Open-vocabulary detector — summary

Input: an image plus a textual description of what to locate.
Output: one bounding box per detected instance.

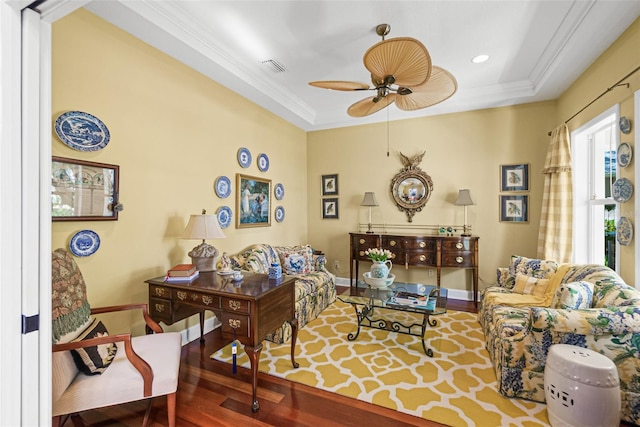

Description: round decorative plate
[216,206,232,229]
[618,142,633,168]
[237,147,252,168]
[617,217,633,246]
[257,153,270,172]
[274,183,285,200]
[54,111,110,151]
[214,176,231,198]
[275,206,285,223]
[612,178,633,202]
[69,230,100,257]
[619,116,632,134]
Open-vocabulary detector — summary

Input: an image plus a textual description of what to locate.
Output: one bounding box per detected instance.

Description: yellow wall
[52,10,307,333]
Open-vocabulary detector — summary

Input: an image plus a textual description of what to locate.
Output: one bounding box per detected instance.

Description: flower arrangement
[364,248,393,262]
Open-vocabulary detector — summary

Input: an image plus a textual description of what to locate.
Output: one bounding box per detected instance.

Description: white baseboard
[334,276,476,302]
[179,316,221,346]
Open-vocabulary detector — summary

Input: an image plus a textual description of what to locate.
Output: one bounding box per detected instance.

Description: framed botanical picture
[322,174,338,196]
[499,195,528,223]
[51,156,120,221]
[236,173,271,228]
[500,164,529,192]
[322,198,339,219]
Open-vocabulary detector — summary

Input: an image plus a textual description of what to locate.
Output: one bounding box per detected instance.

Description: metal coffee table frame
[338,282,447,357]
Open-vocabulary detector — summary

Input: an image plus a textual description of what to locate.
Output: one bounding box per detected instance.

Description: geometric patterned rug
[212,300,549,426]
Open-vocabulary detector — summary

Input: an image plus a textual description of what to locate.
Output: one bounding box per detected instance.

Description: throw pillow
[551,280,594,309]
[509,255,559,280]
[278,245,313,275]
[512,274,550,297]
[70,318,118,375]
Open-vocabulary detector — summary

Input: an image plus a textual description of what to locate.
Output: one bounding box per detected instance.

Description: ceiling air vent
[261,59,286,73]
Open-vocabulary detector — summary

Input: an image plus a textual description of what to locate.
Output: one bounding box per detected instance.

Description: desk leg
[198,311,205,344]
[245,343,263,413]
[289,319,299,368]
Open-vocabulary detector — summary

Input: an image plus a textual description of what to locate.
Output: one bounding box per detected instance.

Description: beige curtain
[537,124,573,262]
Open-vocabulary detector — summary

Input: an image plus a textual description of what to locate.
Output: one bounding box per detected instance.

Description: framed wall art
[500,164,529,192]
[499,195,528,223]
[236,173,271,228]
[322,198,339,219]
[322,174,338,196]
[51,156,120,221]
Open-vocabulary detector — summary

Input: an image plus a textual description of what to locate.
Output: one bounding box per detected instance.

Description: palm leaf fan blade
[347,94,397,117]
[308,81,370,91]
[395,66,457,111]
[363,38,432,87]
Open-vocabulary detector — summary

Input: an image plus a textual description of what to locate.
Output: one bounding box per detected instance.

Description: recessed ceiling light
[472,55,489,64]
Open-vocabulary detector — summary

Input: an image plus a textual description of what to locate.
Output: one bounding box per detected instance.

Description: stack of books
[388,291,436,310]
[165,264,199,282]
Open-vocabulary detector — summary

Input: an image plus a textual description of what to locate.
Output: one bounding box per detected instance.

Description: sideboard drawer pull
[390,240,397,246]
[456,256,464,264]
[456,242,463,250]
[359,239,365,244]
[419,241,426,248]
[419,255,426,262]
[359,250,365,256]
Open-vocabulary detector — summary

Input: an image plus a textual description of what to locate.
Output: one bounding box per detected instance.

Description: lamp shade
[454,189,475,206]
[361,192,379,207]
[181,212,226,240]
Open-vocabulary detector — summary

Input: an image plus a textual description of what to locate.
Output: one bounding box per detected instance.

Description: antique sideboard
[349,232,480,305]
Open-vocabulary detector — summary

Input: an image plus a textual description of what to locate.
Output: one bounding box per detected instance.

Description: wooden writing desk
[145,271,298,412]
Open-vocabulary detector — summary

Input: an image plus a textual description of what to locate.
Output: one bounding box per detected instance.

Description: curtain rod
[547,65,640,136]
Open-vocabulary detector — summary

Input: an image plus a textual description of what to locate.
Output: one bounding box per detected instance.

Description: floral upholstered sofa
[479,256,640,424]
[226,244,336,344]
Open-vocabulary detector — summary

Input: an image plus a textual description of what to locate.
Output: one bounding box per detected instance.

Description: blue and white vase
[370,260,392,279]
[268,263,282,279]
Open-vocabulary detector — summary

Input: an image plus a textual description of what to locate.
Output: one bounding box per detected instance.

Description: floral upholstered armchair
[479,256,640,425]
[226,244,336,344]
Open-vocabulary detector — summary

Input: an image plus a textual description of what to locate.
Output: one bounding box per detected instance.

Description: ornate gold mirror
[390,152,433,222]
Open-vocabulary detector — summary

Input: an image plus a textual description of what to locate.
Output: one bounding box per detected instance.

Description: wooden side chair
[51,248,182,427]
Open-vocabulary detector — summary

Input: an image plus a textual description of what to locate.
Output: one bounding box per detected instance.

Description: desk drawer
[441,252,474,267]
[221,312,250,338]
[222,297,250,314]
[174,290,219,308]
[150,297,172,322]
[150,284,172,299]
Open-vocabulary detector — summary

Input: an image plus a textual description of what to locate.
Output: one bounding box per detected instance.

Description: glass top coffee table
[338,282,447,357]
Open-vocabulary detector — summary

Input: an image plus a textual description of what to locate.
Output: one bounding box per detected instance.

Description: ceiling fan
[309,24,457,117]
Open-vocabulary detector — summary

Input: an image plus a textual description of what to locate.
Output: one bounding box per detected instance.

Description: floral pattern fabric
[480,262,640,424]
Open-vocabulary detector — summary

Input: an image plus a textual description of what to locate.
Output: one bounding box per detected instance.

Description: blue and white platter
[69,230,100,257]
[237,147,252,168]
[54,111,110,152]
[214,176,231,198]
[216,206,232,229]
[612,177,633,203]
[617,217,633,246]
[275,206,285,223]
[618,143,632,168]
[274,183,285,200]
[257,153,270,172]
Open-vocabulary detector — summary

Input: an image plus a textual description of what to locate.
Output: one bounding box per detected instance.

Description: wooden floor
[60,296,636,427]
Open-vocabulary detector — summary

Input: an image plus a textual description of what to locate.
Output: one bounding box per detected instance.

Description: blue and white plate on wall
[617,217,633,246]
[214,176,231,198]
[216,206,232,229]
[274,183,285,200]
[617,143,632,168]
[69,230,100,257]
[54,111,110,151]
[612,177,633,202]
[257,153,270,172]
[275,206,285,223]
[237,147,252,168]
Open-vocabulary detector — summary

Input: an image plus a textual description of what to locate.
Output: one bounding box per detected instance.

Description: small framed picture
[500,164,529,192]
[322,174,338,196]
[500,195,528,223]
[322,198,339,219]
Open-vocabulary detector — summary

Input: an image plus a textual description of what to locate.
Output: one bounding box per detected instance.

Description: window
[572,106,619,269]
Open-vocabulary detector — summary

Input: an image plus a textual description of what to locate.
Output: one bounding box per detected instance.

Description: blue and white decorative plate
[216,206,232,229]
[617,217,633,246]
[214,176,231,198]
[618,142,632,168]
[54,111,110,152]
[275,206,285,223]
[612,177,633,203]
[619,116,632,134]
[257,153,269,172]
[274,183,285,200]
[237,147,252,168]
[69,230,100,257]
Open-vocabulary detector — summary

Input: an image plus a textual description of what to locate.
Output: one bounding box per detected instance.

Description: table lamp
[361,192,379,234]
[181,209,226,272]
[454,189,475,236]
